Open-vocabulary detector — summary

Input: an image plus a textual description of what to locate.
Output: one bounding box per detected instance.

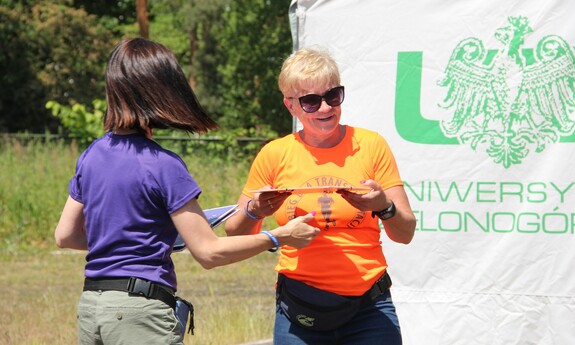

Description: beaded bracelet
[244,199,264,221]
[261,230,279,252]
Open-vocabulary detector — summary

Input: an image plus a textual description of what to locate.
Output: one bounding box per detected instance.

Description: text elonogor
[413,210,575,234]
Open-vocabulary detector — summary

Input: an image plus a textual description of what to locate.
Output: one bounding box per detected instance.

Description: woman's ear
[283,97,296,115]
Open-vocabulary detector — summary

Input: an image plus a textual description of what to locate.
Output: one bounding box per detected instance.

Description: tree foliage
[1,0,295,139]
[0,0,116,132]
[214,0,293,137]
[46,99,105,147]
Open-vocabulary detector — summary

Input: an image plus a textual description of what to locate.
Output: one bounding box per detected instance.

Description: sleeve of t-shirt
[156,153,202,214]
[68,150,87,203]
[371,133,403,190]
[241,142,278,198]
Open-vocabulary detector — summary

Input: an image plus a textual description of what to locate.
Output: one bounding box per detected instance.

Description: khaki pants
[77,290,183,345]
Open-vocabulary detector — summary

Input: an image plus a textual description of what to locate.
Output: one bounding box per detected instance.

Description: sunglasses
[292,86,345,113]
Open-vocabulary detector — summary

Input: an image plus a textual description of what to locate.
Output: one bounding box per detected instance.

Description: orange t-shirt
[242,126,403,296]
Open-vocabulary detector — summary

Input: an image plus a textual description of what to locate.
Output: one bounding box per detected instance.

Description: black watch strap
[371,201,396,220]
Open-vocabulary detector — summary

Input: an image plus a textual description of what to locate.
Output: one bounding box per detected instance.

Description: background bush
[0,137,275,252]
[0,0,294,139]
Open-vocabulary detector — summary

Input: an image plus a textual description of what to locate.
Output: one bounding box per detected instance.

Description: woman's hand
[338,180,416,244]
[337,179,389,212]
[270,212,320,249]
[248,186,293,218]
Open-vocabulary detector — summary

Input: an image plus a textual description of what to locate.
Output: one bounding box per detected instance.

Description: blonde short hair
[278,47,341,97]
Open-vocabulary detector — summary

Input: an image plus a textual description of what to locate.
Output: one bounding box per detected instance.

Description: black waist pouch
[175,296,194,337]
[277,274,363,331]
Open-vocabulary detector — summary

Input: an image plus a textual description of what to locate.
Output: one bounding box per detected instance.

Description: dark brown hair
[104,38,218,136]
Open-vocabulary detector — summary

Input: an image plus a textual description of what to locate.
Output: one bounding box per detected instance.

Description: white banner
[290,1,575,344]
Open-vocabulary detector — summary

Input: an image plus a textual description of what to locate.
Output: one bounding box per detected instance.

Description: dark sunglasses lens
[324,87,344,106]
[298,87,344,113]
[299,95,322,113]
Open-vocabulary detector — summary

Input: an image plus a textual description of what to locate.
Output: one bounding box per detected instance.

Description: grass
[0,251,279,344]
[0,137,280,344]
[0,138,78,251]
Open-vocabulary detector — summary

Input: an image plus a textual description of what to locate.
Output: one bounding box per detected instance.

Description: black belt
[365,271,392,303]
[83,277,176,309]
[278,271,392,305]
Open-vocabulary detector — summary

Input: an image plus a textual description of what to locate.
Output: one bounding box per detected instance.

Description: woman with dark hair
[54,38,320,345]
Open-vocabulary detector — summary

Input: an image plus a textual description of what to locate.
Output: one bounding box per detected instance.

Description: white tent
[289,1,575,344]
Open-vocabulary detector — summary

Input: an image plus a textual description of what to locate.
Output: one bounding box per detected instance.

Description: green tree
[72,0,135,27]
[214,0,293,137]
[46,98,106,147]
[150,0,293,137]
[1,0,295,141]
[147,0,230,120]
[0,1,116,132]
[0,5,42,131]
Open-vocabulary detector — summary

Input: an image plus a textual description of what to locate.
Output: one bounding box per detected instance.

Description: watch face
[381,211,394,220]
[375,201,396,220]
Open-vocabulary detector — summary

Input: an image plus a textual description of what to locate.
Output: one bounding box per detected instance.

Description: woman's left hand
[339,180,416,244]
[337,179,390,212]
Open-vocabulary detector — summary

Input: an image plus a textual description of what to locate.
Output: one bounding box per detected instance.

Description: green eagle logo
[438,16,575,167]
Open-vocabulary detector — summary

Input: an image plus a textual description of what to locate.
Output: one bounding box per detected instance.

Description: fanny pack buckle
[127,277,154,297]
[376,272,392,293]
[368,271,392,301]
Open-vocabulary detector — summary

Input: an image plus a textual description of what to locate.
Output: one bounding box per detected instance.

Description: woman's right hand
[271,213,320,249]
[249,186,292,218]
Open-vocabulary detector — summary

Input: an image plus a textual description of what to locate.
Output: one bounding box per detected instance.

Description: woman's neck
[299,125,346,148]
[113,128,138,135]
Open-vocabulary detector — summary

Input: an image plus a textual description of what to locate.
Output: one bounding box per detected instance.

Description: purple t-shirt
[69,132,201,290]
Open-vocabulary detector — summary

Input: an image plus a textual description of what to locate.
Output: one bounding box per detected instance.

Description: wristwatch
[371,201,396,220]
